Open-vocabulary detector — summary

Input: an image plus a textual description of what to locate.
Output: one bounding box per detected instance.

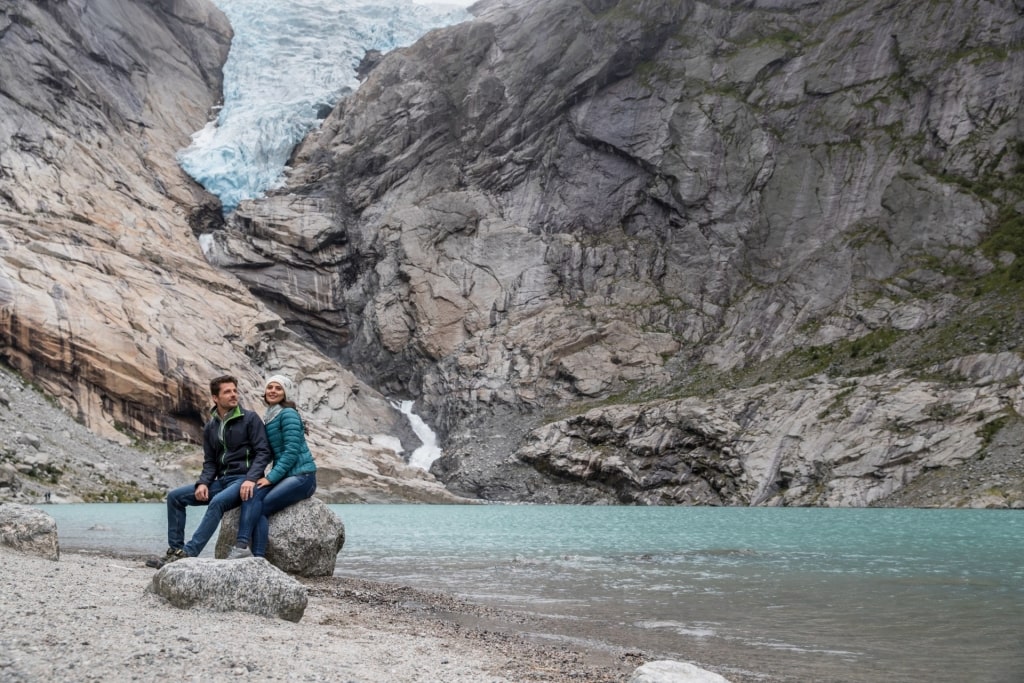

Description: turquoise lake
[45,504,1024,682]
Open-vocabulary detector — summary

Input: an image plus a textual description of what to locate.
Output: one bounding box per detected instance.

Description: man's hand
[240,480,256,501]
[195,484,209,502]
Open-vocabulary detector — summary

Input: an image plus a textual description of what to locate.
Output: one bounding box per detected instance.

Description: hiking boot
[145,547,187,568]
[227,545,253,560]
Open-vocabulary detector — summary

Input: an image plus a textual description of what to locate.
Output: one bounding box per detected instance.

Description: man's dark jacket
[199,405,272,486]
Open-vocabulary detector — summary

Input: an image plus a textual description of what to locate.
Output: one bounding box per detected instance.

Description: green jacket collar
[211,405,243,422]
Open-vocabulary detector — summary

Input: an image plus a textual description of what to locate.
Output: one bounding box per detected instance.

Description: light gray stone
[0,464,21,491]
[148,557,308,622]
[0,503,59,560]
[210,0,1024,507]
[629,660,731,683]
[14,433,41,450]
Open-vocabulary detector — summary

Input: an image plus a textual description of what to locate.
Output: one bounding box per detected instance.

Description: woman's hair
[268,396,298,411]
[264,393,308,434]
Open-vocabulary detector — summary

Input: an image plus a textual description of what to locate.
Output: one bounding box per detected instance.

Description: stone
[0,503,59,560]
[0,464,21,491]
[13,433,41,450]
[628,660,732,683]
[148,557,308,622]
[214,497,344,577]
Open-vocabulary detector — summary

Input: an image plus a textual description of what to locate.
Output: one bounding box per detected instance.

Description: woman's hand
[256,477,272,488]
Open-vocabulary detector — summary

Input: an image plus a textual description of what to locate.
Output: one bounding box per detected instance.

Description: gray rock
[13,432,41,450]
[0,503,59,560]
[215,497,345,577]
[0,464,21,492]
[485,366,1024,508]
[629,660,731,683]
[148,557,308,622]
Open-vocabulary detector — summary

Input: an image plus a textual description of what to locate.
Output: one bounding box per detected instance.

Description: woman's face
[265,381,286,406]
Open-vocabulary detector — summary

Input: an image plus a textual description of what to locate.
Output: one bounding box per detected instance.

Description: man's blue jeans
[167,475,244,557]
[236,473,317,557]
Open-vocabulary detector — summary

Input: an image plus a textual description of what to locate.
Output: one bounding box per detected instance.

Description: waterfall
[392,400,442,471]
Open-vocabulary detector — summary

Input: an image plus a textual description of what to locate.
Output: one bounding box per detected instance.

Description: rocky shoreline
[0,547,775,683]
[0,548,624,682]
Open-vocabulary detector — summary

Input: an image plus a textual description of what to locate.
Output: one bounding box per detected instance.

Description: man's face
[213,382,239,414]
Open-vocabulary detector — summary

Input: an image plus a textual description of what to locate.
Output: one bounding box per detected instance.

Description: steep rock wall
[212,0,1024,505]
[0,0,462,503]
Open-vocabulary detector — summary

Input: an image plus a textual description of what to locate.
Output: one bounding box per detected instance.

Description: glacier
[178,0,471,212]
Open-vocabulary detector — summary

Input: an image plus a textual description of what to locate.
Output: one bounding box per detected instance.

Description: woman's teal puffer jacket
[264,407,317,483]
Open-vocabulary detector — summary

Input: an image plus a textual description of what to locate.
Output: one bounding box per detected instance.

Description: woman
[229,374,317,559]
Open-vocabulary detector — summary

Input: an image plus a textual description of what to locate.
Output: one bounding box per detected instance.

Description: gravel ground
[0,363,193,504]
[0,548,649,683]
[871,415,1024,508]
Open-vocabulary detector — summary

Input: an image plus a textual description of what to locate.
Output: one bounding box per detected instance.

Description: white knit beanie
[264,374,294,398]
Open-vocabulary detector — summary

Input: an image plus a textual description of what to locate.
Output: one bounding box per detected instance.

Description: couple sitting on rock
[147,373,317,569]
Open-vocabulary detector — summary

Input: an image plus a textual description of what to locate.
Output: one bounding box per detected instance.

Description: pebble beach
[0,548,642,683]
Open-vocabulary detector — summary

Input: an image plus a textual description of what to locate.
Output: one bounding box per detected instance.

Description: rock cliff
[0,0,463,504]
[212,0,1024,507]
[2,0,1023,507]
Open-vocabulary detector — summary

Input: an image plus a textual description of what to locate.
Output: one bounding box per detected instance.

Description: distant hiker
[147,375,272,569]
[227,374,317,560]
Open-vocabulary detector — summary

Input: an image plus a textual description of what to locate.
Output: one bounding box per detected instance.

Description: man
[147,375,272,569]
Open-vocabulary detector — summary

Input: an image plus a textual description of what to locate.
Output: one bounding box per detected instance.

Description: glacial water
[46,503,1023,682]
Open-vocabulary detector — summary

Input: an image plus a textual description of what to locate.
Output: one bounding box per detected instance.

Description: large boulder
[0,503,59,560]
[629,660,732,683]
[215,497,344,577]
[148,557,307,622]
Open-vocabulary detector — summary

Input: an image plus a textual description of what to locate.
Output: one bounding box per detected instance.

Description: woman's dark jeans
[236,473,317,557]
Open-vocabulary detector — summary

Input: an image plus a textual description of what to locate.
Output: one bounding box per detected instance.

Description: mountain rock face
[2,0,1023,508]
[0,0,464,504]
[209,0,1024,507]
